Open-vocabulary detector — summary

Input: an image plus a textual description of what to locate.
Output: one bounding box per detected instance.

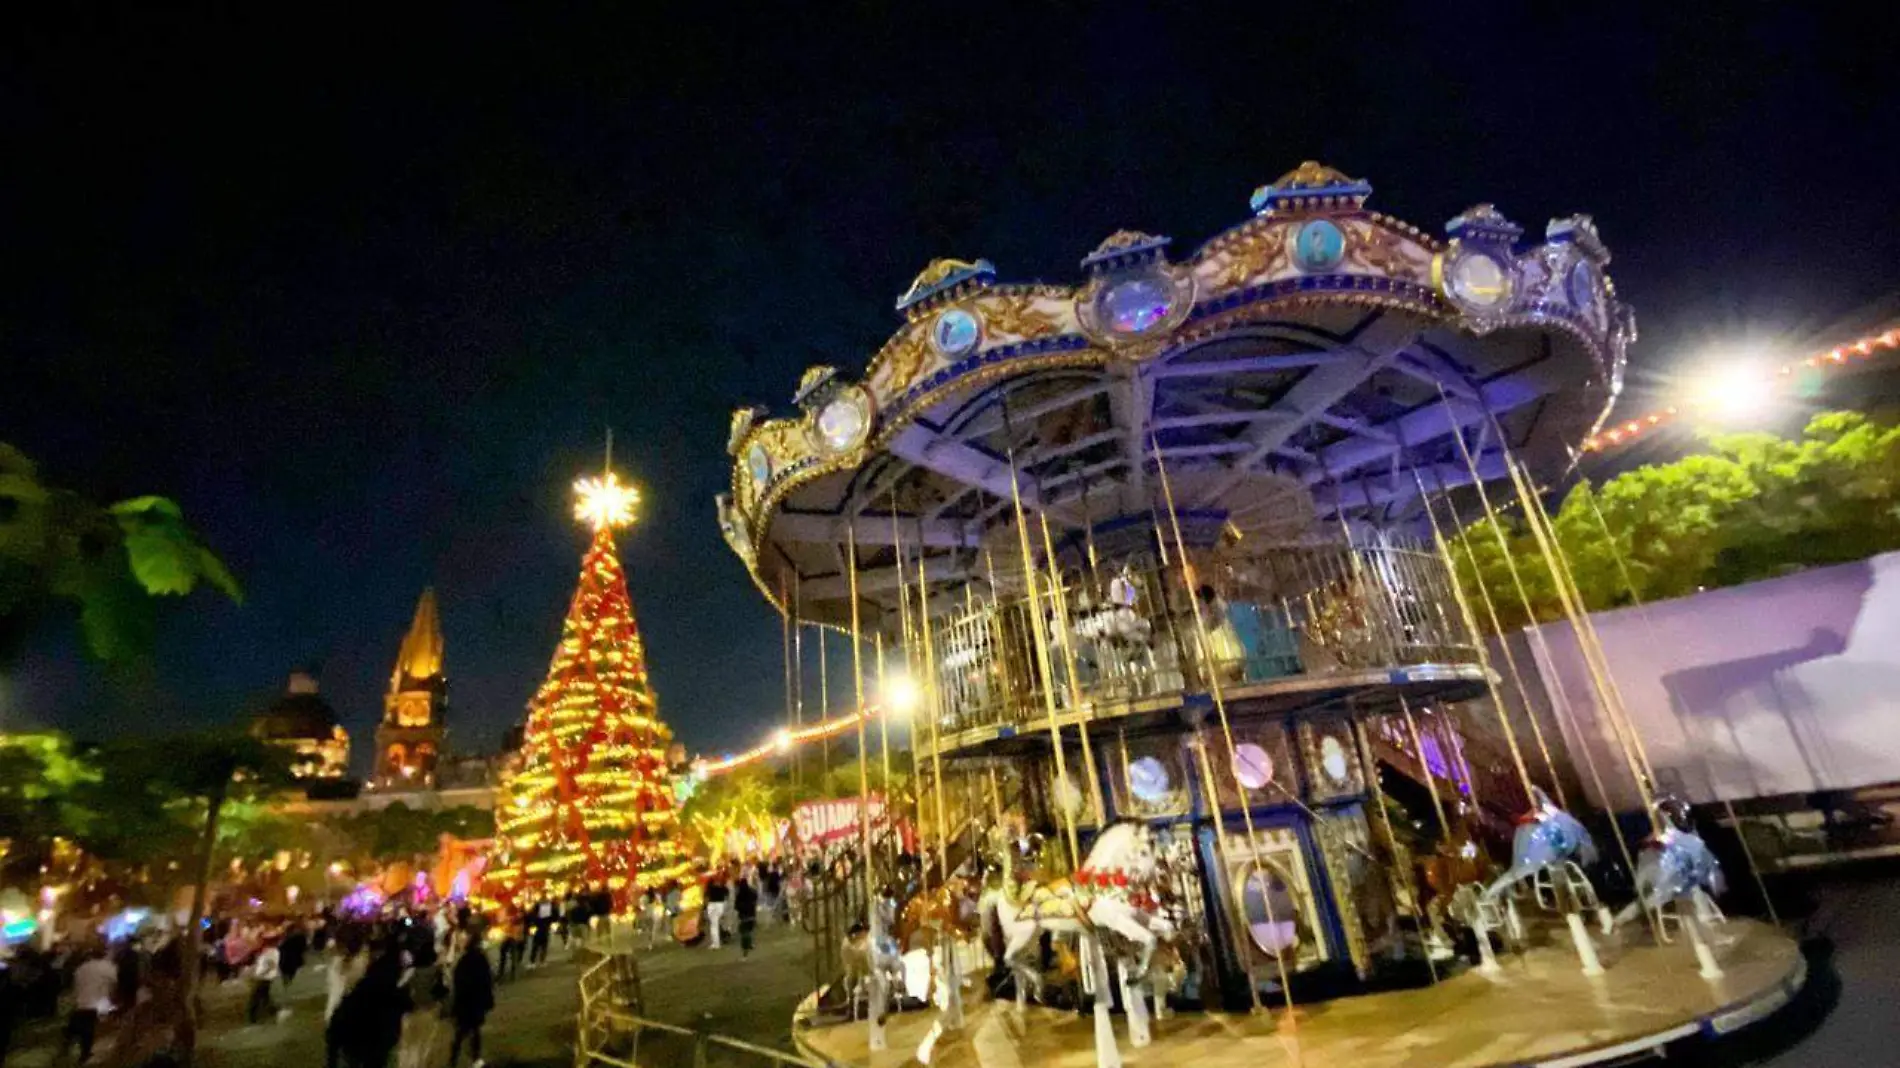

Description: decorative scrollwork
[868,326,934,398]
[981,294,1064,342]
[1347,223,1430,282]
[1208,224,1288,290]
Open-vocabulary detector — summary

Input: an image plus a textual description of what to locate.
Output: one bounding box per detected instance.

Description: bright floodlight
[774,727,793,752]
[1687,364,1775,423]
[883,671,921,717]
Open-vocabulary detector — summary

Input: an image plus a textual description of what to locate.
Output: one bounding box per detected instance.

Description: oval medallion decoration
[1129,755,1173,802]
[1099,273,1176,335]
[931,307,981,356]
[1234,742,1275,790]
[1319,735,1351,784]
[813,387,872,455]
[1291,218,1347,273]
[745,442,772,489]
[1446,251,1513,310]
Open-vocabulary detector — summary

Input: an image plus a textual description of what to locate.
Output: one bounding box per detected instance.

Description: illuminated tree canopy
[1450,412,1900,630]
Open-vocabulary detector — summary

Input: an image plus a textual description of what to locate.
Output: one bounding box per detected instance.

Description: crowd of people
[0,903,502,1068]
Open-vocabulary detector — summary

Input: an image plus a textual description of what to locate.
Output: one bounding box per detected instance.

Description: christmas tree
[490,471,688,912]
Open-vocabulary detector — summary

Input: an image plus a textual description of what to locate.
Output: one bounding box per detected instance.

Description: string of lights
[691,703,891,777]
[1580,326,1900,453]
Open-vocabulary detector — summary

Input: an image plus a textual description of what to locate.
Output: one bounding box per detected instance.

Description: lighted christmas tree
[490,470,688,912]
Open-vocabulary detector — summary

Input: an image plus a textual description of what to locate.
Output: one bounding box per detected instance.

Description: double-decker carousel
[717,164,1806,1068]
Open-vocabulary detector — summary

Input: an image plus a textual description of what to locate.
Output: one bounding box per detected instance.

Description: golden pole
[818,624,831,778]
[917,541,951,876]
[1152,437,1287,1022]
[1408,463,1538,801]
[847,529,886,1050]
[1575,486,1780,925]
[1397,696,1449,834]
[1007,459,1082,869]
[792,573,805,790]
[1504,454,1659,791]
[1497,452,1655,821]
[1040,511,1108,827]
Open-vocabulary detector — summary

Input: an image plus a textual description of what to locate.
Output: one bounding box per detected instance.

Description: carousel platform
[795,919,1805,1068]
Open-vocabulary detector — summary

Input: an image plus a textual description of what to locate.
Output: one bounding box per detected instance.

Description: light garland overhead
[1581,326,1900,453]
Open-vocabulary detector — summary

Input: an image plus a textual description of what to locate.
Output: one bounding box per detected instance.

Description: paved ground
[4,874,1893,1068]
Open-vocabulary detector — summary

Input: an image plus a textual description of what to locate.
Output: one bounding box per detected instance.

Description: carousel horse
[1613,797,1726,934]
[979,822,1169,1005]
[1481,787,1599,907]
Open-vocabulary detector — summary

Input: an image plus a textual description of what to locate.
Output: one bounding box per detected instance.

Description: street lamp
[1685,362,1777,424]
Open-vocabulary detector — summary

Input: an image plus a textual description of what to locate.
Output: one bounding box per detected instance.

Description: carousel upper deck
[716,162,1631,763]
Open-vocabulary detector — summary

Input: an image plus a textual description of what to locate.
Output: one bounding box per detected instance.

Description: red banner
[792,794,890,847]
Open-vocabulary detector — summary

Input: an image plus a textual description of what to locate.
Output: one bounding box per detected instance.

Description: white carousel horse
[980,822,1170,1004]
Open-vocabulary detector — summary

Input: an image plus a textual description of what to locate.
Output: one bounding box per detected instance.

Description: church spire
[391,587,445,693]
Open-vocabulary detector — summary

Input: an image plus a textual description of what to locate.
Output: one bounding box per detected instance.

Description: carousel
[717,164,1806,1068]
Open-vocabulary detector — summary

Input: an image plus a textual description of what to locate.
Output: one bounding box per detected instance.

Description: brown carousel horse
[1416,828,1496,935]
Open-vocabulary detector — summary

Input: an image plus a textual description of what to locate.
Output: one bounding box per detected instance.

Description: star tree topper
[574,471,640,531]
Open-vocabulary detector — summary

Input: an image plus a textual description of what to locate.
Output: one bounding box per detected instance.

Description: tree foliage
[1450,412,1900,630]
[0,443,242,661]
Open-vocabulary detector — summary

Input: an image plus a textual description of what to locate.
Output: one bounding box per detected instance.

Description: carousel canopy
[720,163,1632,627]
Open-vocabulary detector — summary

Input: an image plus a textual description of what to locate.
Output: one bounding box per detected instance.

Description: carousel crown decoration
[895,257,997,316]
[1249,160,1373,214]
[727,405,767,455]
[793,364,843,411]
[1080,230,1173,273]
[1446,203,1525,247]
[1547,214,1611,265]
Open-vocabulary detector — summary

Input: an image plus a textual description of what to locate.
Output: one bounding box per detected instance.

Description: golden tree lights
[488,470,688,912]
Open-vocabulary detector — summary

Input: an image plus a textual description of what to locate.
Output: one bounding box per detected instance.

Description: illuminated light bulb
[882,672,922,717]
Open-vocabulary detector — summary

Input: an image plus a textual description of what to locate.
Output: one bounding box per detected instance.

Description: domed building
[252,669,351,780]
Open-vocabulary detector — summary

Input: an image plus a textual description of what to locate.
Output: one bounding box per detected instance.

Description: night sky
[3,5,1896,763]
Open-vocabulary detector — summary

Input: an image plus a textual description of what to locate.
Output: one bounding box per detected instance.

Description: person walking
[446,943,494,1068]
[527,899,553,969]
[334,945,410,1068]
[323,931,368,1068]
[246,937,282,1024]
[703,875,730,949]
[735,875,760,958]
[280,923,309,992]
[66,946,117,1063]
[395,939,444,1068]
[496,911,524,982]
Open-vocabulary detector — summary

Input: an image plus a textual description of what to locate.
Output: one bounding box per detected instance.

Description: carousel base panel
[795,919,1804,1068]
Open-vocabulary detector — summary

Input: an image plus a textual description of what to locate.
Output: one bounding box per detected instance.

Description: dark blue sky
[3,5,1896,762]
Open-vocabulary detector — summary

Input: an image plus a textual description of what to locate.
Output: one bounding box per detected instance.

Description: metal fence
[930,537,1477,734]
[574,952,824,1068]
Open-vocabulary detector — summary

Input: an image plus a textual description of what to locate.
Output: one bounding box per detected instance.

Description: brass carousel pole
[915,523,951,877]
[1152,435,1288,1025]
[1041,512,1108,828]
[792,572,805,790]
[846,530,886,1051]
[1573,485,1780,927]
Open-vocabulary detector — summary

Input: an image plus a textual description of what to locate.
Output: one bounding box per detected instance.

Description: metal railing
[575,952,824,1068]
[930,538,1477,736]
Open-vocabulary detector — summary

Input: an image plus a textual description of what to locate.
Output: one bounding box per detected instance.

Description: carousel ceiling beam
[887,422,1077,524]
[1313,453,1506,513]
[1109,363,1151,513]
[1192,319,1421,506]
[799,553,966,600]
[772,510,979,549]
[1392,350,1481,400]
[1149,350,1329,380]
[951,379,1111,442]
[1318,353,1560,477]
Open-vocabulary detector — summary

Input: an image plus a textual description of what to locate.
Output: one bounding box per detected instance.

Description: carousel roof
[719,163,1633,625]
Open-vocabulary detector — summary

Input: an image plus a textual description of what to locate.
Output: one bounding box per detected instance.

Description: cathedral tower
[374,588,448,789]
